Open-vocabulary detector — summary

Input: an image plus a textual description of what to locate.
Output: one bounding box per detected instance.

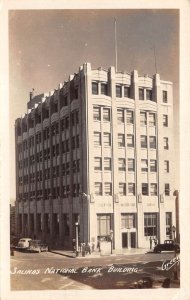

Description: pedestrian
[149,237,152,250]
[154,238,157,247]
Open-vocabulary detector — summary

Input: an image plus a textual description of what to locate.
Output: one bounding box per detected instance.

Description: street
[11,250,180,290]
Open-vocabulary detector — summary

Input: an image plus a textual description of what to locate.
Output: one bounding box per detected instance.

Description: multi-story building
[15,62,176,250]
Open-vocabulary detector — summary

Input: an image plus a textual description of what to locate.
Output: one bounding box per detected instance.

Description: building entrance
[122,231,136,248]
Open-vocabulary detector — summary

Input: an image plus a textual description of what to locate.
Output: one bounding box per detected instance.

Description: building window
[164,160,169,173]
[103,108,110,122]
[142,183,148,195]
[139,88,144,100]
[118,134,125,147]
[163,137,169,150]
[127,134,134,147]
[126,110,134,124]
[141,159,148,172]
[140,111,147,126]
[92,82,98,95]
[141,135,147,148]
[101,83,108,95]
[76,135,80,148]
[104,157,111,171]
[72,136,75,149]
[166,212,172,237]
[146,89,152,100]
[117,109,124,123]
[66,140,70,152]
[119,183,126,196]
[94,182,102,195]
[150,160,157,172]
[149,136,156,149]
[149,113,156,126]
[66,162,70,175]
[104,182,112,195]
[150,183,157,196]
[144,213,157,236]
[65,117,69,129]
[103,132,111,146]
[94,132,101,146]
[121,214,135,229]
[128,183,135,195]
[163,90,168,103]
[94,157,102,170]
[163,115,168,127]
[97,214,111,237]
[124,86,130,98]
[165,183,170,196]
[93,107,101,121]
[128,158,135,172]
[118,158,126,171]
[116,85,122,97]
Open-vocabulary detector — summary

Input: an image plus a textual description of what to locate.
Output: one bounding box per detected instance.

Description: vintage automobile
[153,239,180,253]
[27,240,48,253]
[16,238,32,250]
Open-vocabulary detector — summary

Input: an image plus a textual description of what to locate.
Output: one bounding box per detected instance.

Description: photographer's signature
[161,256,180,271]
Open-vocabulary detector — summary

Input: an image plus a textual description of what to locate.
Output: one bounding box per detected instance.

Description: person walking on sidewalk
[149,237,152,250]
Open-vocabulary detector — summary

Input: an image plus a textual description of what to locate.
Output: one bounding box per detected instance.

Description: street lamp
[110,229,114,255]
[172,225,176,242]
[75,222,79,257]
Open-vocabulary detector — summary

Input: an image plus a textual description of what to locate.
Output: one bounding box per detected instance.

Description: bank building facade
[15,62,176,250]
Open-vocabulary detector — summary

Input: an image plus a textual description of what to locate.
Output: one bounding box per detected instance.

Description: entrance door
[122,233,128,248]
[131,232,136,248]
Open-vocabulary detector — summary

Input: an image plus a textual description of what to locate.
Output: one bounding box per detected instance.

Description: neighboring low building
[15,62,177,250]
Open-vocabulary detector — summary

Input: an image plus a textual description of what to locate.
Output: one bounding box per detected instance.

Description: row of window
[93,131,169,150]
[97,212,172,237]
[92,81,168,103]
[94,182,171,196]
[93,106,169,127]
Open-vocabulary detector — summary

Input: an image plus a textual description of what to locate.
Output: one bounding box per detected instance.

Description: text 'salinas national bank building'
[15,62,176,250]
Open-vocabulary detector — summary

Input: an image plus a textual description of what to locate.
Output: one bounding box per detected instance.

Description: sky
[9,9,179,202]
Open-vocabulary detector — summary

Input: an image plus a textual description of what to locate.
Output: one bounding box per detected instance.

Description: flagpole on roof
[114,18,118,72]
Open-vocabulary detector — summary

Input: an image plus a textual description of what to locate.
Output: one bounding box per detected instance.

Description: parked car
[16,238,32,250]
[27,240,48,253]
[10,236,20,248]
[153,239,180,253]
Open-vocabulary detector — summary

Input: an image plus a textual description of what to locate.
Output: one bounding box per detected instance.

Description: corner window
[94,132,101,146]
[94,157,102,170]
[93,107,101,121]
[124,86,130,98]
[146,89,152,100]
[94,182,102,195]
[163,115,168,127]
[101,83,108,96]
[163,90,168,103]
[103,108,110,122]
[92,82,98,95]
[116,85,122,98]
[139,88,144,100]
[117,109,124,123]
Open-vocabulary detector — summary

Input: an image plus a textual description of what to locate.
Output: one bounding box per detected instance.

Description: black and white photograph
[1,1,190,300]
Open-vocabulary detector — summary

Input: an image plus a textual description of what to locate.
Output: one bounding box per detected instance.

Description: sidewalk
[50,247,149,258]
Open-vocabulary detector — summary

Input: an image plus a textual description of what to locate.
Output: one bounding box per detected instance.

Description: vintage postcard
[1,0,190,300]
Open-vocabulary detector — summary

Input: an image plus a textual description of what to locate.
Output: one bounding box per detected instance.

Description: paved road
[10,251,180,290]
